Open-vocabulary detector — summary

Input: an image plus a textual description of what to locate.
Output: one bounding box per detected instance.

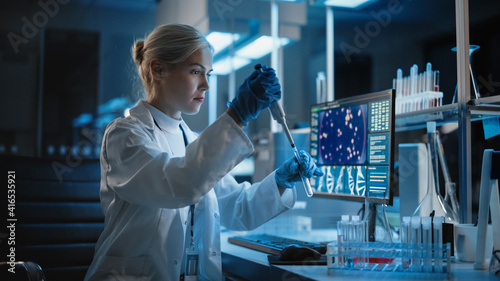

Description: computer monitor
[309,89,395,205]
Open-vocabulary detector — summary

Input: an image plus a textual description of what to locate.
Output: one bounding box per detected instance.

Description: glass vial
[400,216,411,270]
[337,215,350,268]
[433,216,444,273]
[354,217,368,268]
[422,216,433,272]
[346,217,356,269]
[410,216,422,272]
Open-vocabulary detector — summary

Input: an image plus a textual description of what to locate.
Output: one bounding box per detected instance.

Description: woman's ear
[150,60,163,81]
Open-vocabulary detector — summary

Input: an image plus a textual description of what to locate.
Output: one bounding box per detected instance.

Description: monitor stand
[365,202,393,243]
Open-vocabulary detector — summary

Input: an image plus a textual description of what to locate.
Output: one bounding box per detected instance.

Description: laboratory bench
[221,229,495,281]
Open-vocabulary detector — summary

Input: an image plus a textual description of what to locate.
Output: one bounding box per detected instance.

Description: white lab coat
[84,100,296,281]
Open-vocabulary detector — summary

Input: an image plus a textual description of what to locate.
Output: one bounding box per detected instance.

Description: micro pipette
[258,67,314,197]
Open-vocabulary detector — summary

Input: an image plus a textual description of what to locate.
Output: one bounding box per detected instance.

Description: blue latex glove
[275,150,324,189]
[228,64,281,126]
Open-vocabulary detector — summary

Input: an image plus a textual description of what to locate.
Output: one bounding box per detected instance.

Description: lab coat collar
[143,102,182,135]
[128,100,195,143]
[128,100,156,131]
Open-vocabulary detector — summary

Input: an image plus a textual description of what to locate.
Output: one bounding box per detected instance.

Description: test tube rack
[396,90,443,115]
[327,241,452,279]
[393,63,443,115]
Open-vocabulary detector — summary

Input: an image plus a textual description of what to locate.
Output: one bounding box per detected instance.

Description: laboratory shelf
[395,96,500,132]
[394,91,500,223]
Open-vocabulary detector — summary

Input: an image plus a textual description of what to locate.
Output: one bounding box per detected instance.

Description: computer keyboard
[228,233,327,256]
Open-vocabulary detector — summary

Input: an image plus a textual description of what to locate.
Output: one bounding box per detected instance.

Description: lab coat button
[212,252,217,256]
[214,213,218,218]
[174,260,178,265]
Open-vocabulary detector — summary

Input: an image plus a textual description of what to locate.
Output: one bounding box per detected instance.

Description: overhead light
[323,0,377,8]
[212,56,251,76]
[260,0,304,2]
[235,36,290,59]
[206,32,241,55]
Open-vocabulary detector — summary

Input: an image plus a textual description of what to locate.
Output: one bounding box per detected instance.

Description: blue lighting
[323,0,377,8]
[207,32,291,75]
[72,113,93,127]
[212,56,251,76]
[206,32,241,55]
[236,36,290,59]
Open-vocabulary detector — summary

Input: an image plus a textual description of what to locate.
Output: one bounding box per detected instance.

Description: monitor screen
[310,89,395,205]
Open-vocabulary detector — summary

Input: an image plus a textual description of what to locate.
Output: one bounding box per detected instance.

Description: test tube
[410,64,418,96]
[434,70,440,92]
[355,217,368,268]
[346,217,356,269]
[418,72,423,95]
[396,68,403,98]
[337,215,350,268]
[400,216,411,270]
[410,216,422,272]
[402,77,407,112]
[433,216,444,273]
[405,76,410,111]
[426,62,433,92]
[422,217,433,272]
[351,215,360,268]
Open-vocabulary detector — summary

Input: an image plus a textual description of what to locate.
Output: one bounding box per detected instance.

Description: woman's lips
[194,97,204,103]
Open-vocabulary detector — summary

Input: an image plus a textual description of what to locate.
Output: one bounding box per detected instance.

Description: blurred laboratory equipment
[413,122,458,224]
[392,63,443,114]
[363,202,393,244]
[316,71,327,103]
[474,149,500,276]
[437,133,460,216]
[454,223,493,262]
[410,216,422,271]
[422,217,433,272]
[452,45,481,103]
[400,216,411,270]
[336,215,349,268]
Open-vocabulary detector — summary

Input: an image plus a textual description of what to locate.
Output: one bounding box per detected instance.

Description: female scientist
[84,23,323,281]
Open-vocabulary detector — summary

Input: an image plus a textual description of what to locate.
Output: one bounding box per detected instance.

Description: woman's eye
[192,70,201,74]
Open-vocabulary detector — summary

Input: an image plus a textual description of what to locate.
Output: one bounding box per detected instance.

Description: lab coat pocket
[96,255,149,280]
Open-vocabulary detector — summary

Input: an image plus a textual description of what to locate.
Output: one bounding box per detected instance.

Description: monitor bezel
[309,89,395,206]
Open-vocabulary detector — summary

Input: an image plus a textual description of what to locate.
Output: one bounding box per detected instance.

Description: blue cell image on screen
[317,104,368,165]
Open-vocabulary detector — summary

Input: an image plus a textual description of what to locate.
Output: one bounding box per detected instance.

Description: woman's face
[160,47,213,119]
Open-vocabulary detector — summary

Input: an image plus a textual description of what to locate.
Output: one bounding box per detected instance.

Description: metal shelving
[395,89,500,223]
[395,96,500,132]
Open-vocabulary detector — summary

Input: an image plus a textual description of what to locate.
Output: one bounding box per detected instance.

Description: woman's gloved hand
[228,64,281,126]
[275,150,324,189]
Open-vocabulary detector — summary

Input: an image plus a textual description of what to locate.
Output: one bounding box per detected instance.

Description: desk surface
[221,230,495,281]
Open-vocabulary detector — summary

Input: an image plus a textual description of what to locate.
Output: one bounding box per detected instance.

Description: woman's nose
[199,76,210,92]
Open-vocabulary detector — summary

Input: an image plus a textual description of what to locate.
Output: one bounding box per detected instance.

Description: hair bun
[133,40,145,65]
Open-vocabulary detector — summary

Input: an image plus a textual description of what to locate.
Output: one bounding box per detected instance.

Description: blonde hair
[132,24,213,101]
